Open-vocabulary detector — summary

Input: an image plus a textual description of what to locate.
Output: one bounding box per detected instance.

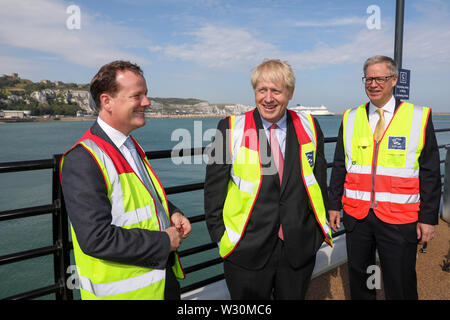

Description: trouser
[164,253,180,300]
[344,209,418,300]
[224,238,316,300]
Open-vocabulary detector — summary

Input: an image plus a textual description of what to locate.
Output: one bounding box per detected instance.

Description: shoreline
[2,112,450,124]
[0,114,226,123]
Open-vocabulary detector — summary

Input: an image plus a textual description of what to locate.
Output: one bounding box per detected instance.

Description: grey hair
[363,55,398,77]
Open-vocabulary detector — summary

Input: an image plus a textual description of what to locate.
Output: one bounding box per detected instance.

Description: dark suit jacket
[328,99,441,232]
[60,121,180,269]
[204,109,328,270]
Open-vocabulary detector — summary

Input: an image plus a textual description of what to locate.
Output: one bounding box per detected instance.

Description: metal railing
[1,128,449,300]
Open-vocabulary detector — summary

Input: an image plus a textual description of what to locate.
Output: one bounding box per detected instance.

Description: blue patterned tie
[124,137,170,230]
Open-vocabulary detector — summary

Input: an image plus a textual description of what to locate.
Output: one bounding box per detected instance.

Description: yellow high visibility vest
[219,110,332,258]
[60,129,184,300]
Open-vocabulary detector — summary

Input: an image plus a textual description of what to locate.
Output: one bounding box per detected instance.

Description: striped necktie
[124,137,170,230]
[373,109,385,143]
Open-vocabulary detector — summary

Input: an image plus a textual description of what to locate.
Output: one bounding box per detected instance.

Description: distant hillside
[0,74,89,95]
[0,73,253,117]
[150,97,207,105]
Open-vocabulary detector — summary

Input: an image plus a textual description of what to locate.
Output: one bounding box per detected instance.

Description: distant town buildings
[0,110,32,119]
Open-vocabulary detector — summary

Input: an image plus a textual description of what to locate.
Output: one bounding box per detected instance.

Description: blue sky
[1,0,449,113]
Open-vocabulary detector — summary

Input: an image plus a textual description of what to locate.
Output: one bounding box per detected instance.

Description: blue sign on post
[394,68,410,100]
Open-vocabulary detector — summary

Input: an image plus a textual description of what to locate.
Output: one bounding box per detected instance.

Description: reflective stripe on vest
[342,102,430,224]
[78,269,165,298]
[219,110,332,258]
[60,129,185,300]
[292,111,332,243]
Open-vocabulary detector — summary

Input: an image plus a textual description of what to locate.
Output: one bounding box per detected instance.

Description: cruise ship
[290,105,335,116]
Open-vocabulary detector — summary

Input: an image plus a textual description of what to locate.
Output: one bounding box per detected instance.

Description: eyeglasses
[362,75,395,85]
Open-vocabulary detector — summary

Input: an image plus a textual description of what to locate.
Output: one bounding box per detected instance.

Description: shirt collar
[369,95,396,115]
[97,116,129,149]
[259,110,287,133]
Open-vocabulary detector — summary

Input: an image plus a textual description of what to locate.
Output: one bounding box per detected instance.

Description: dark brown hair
[90,60,143,110]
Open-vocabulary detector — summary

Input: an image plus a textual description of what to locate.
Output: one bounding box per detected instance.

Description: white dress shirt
[368,95,396,134]
[260,111,287,158]
[97,117,149,182]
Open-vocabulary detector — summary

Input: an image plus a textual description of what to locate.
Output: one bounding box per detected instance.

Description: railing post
[52,154,73,300]
[442,146,450,223]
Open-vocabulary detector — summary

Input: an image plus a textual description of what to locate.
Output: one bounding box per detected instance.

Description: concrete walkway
[306,218,450,300]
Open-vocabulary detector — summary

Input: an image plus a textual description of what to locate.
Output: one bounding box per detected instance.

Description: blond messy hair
[251,59,296,94]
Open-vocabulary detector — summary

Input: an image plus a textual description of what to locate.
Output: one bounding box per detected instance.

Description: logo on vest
[388,136,406,150]
[305,151,314,168]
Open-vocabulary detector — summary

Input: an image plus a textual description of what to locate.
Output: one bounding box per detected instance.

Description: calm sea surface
[1,114,449,299]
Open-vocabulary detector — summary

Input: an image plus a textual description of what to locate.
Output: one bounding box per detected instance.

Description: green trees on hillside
[0,76,84,116]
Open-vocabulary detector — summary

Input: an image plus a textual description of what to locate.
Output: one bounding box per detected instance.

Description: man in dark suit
[328,55,441,300]
[60,60,191,299]
[204,59,331,299]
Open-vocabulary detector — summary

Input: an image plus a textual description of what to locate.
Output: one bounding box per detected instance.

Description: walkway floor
[306,218,450,300]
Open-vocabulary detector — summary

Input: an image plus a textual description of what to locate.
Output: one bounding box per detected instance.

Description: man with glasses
[328,55,441,299]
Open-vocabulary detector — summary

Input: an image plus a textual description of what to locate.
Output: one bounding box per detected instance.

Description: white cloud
[294,17,366,28]
[286,29,393,71]
[0,0,148,68]
[156,3,450,75]
[155,23,393,72]
[160,25,279,68]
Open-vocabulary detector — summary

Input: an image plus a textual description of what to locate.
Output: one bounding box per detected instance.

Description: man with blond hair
[205,59,332,299]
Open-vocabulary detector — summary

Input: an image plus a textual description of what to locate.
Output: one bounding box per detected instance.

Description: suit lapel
[280,112,298,195]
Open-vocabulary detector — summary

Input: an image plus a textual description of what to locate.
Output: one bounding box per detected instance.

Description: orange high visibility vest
[341,102,430,224]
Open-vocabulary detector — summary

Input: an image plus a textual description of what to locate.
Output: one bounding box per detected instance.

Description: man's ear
[391,76,398,88]
[100,93,112,112]
[289,87,295,100]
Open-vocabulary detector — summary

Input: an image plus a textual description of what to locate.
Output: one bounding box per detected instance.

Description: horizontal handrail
[183,258,223,275]
[180,274,225,294]
[179,242,217,258]
[0,159,54,173]
[0,245,58,266]
[0,203,57,222]
[434,127,450,133]
[2,129,450,173]
[4,283,63,301]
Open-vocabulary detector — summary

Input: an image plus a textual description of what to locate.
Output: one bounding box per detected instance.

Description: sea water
[1,115,449,299]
